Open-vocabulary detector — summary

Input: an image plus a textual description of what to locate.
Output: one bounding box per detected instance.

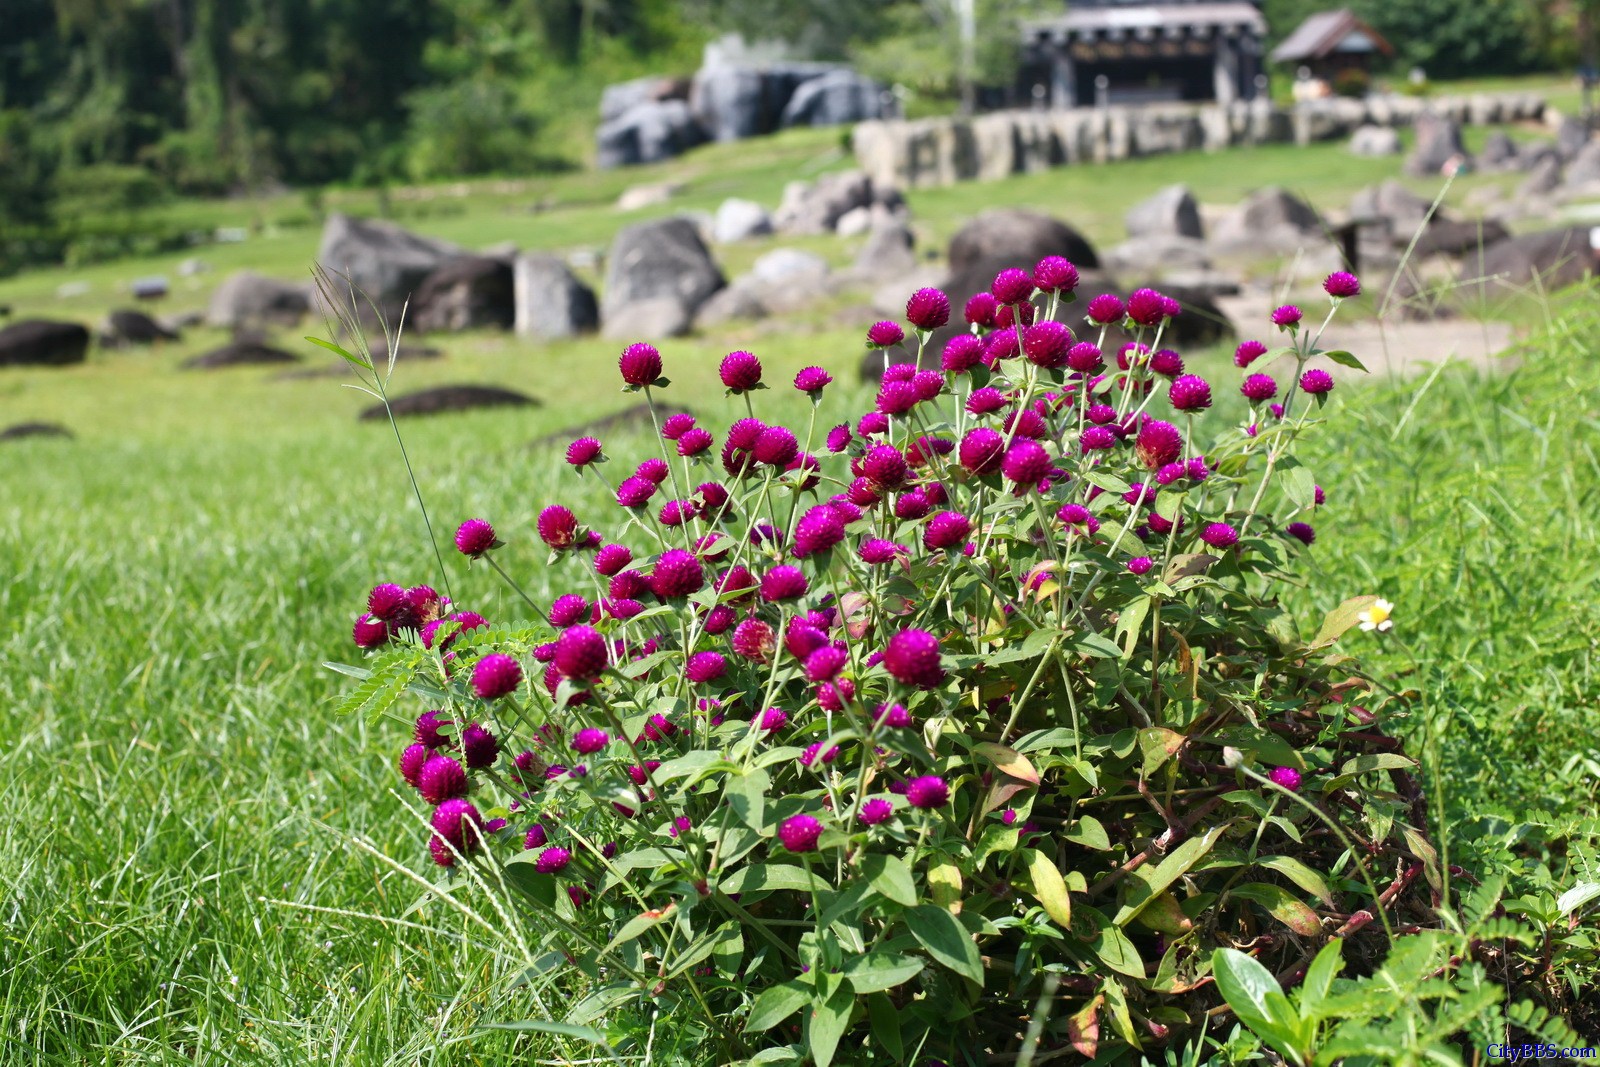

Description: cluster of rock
[598,60,885,169]
[851,92,1545,190]
[711,169,909,243]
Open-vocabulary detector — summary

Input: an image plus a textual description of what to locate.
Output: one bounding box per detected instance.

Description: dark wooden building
[1269,8,1393,83]
[1020,0,1268,107]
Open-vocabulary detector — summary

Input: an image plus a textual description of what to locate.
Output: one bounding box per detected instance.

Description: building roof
[1026,1,1266,41]
[1269,9,1393,63]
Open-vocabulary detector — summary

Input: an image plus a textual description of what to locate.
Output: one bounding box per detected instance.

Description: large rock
[597,100,708,170]
[315,213,465,316]
[741,248,832,314]
[600,76,691,123]
[1564,140,1600,192]
[1103,235,1211,278]
[1410,218,1512,259]
[1479,130,1518,171]
[693,285,769,328]
[1518,153,1564,198]
[1348,124,1402,157]
[947,208,1100,277]
[361,385,539,421]
[182,340,301,370]
[0,320,90,367]
[1209,187,1325,255]
[513,255,598,340]
[410,256,515,334]
[604,297,695,341]
[1125,185,1202,241]
[102,308,177,346]
[690,63,835,143]
[0,421,73,442]
[205,271,311,329]
[712,198,774,243]
[854,222,917,278]
[601,216,725,336]
[1458,227,1595,301]
[775,170,877,235]
[1556,115,1591,160]
[779,69,883,128]
[1348,180,1442,245]
[1404,113,1471,178]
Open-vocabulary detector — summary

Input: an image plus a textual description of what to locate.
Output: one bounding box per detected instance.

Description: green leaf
[479,1020,620,1062]
[1257,856,1335,908]
[306,335,373,371]
[1319,349,1368,372]
[867,995,904,1061]
[1113,825,1226,927]
[1337,753,1417,776]
[1087,919,1146,979]
[746,980,810,1033]
[602,905,674,953]
[1228,884,1322,937]
[807,981,854,1067]
[1116,596,1152,660]
[1084,471,1132,495]
[665,921,741,979]
[1022,849,1073,928]
[1311,595,1381,647]
[907,904,983,982]
[1279,459,1315,510]
[1065,815,1110,851]
[862,854,917,907]
[974,824,1019,868]
[500,854,558,907]
[1138,727,1185,776]
[334,650,422,722]
[1297,939,1343,1020]
[718,864,827,895]
[842,952,924,994]
[1557,881,1600,918]
[1211,948,1309,1066]
[972,742,1040,784]
[724,768,769,831]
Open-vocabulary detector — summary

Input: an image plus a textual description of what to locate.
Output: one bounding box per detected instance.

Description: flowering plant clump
[335,267,1446,1063]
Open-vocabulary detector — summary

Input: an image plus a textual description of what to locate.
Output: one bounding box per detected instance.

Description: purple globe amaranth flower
[761,565,809,602]
[1080,425,1117,452]
[651,549,704,599]
[794,366,833,395]
[472,654,523,699]
[399,743,430,787]
[875,702,913,729]
[1057,503,1091,526]
[1126,288,1169,327]
[719,350,763,392]
[634,457,669,485]
[876,380,918,416]
[566,437,602,468]
[675,428,713,457]
[415,709,453,749]
[686,651,727,684]
[1127,556,1154,575]
[859,798,895,826]
[894,490,930,521]
[912,370,944,402]
[784,621,827,661]
[418,755,468,805]
[1300,369,1335,395]
[1136,420,1184,470]
[431,798,483,852]
[1234,339,1268,368]
[461,723,499,769]
[906,287,951,329]
[867,320,906,348]
[1033,255,1079,293]
[1324,271,1361,299]
[794,506,845,557]
[778,813,824,853]
[572,728,610,755]
[964,290,999,326]
[454,519,496,557]
[1272,304,1303,329]
[860,539,904,565]
[1065,341,1103,374]
[862,444,910,490]
[825,423,853,454]
[966,387,1007,415]
[756,707,789,733]
[618,342,662,387]
[924,511,972,550]
[1286,521,1316,545]
[940,334,984,373]
[804,645,848,683]
[984,329,1019,363]
[1267,766,1303,792]
[1023,320,1071,368]
[661,412,696,440]
[1314,485,1326,506]
[352,613,388,649]
[1168,374,1212,412]
[883,362,917,382]
[959,427,1006,475]
[1201,522,1239,549]
[1149,349,1184,378]
[752,425,798,467]
[659,499,698,527]
[1002,440,1051,488]
[548,594,589,629]
[554,625,609,681]
[1241,373,1278,403]
[523,824,549,850]
[703,604,737,636]
[905,775,951,809]
[534,846,572,874]
[1188,456,1209,482]
[990,268,1033,306]
[595,543,633,577]
[1085,293,1125,325]
[537,505,579,549]
[884,629,944,689]
[731,618,776,662]
[857,411,890,438]
[367,583,408,622]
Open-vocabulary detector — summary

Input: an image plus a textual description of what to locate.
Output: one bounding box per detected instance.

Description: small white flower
[1358,598,1394,633]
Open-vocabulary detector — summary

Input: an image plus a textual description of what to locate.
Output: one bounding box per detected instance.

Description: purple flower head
[431,798,483,853]
[875,702,912,728]
[595,543,633,577]
[1315,484,1326,506]
[661,413,696,440]
[1149,349,1184,378]
[1271,304,1302,329]
[1057,503,1091,526]
[1201,522,1239,549]
[965,291,999,326]
[941,334,984,373]
[924,510,972,550]
[1135,420,1183,469]
[1268,766,1303,792]
[703,604,737,635]
[1127,556,1154,576]
[860,539,904,565]
[1002,440,1051,488]
[1023,320,1071,368]
[863,444,910,490]
[1086,293,1125,325]
[825,423,853,453]
[867,320,906,348]
[756,707,789,733]
[399,743,429,787]
[753,426,799,467]
[805,645,848,683]
[651,549,704,599]
[672,427,711,457]
[984,329,1019,363]
[912,370,944,402]
[778,813,824,852]
[367,583,407,621]
[1080,425,1116,452]
[876,381,918,416]
[857,411,890,438]
[618,342,662,387]
[1033,255,1079,293]
[906,287,951,329]
[719,350,763,392]
[566,437,602,468]
[1168,374,1212,412]
[352,613,388,649]
[794,366,833,395]
[966,387,1007,415]
[884,629,943,688]
[1126,288,1169,327]
[794,506,845,557]
[454,519,496,558]
[760,565,809,602]
[523,824,548,850]
[1323,271,1361,299]
[461,723,499,769]
[472,654,523,700]
[572,728,609,755]
[686,651,727,684]
[548,594,589,629]
[884,363,918,383]
[894,490,930,521]
[1287,521,1316,545]
[1300,369,1334,395]
[554,625,608,681]
[731,618,776,662]
[991,268,1034,306]
[858,798,895,826]
[534,846,572,874]
[905,775,951,809]
[418,755,468,805]
[1241,373,1278,403]
[537,505,579,549]
[959,427,1006,476]
[1234,339,1268,368]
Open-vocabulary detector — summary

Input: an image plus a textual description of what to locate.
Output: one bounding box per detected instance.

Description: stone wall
[851,92,1546,190]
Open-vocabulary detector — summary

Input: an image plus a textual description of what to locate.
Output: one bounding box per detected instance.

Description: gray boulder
[600,76,691,123]
[1519,154,1564,198]
[102,308,177,346]
[361,384,539,421]
[1479,130,1518,170]
[1104,235,1211,277]
[774,170,878,235]
[947,208,1100,275]
[1460,226,1595,300]
[1209,187,1325,254]
[513,255,598,340]
[603,297,695,341]
[742,248,831,313]
[1404,113,1471,178]
[713,198,774,243]
[316,213,465,317]
[690,63,835,143]
[1125,184,1202,241]
[0,320,89,367]
[780,69,883,128]
[855,222,917,277]
[1564,140,1600,192]
[694,285,769,328]
[0,422,73,442]
[411,256,515,334]
[601,216,725,336]
[206,271,311,329]
[1556,115,1591,160]
[1410,219,1512,259]
[1349,180,1438,235]
[183,340,301,370]
[597,100,707,170]
[1348,125,1402,157]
